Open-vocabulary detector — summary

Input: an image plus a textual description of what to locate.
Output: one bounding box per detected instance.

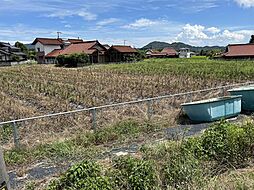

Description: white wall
[35,42,61,55]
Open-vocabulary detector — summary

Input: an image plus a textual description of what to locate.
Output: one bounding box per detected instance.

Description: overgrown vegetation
[56,53,90,67]
[45,120,254,189]
[4,120,162,166]
[0,58,253,150]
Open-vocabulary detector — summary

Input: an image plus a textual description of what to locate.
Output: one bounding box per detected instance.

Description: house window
[37,48,40,52]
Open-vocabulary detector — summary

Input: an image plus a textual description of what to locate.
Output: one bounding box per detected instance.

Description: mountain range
[141,41,226,52]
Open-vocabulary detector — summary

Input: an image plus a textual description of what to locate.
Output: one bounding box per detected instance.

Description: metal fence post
[91,109,97,131]
[188,93,193,102]
[147,100,153,120]
[0,148,10,190]
[12,122,20,148]
[221,87,225,96]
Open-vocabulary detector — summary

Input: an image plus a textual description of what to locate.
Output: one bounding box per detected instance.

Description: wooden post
[0,148,10,190]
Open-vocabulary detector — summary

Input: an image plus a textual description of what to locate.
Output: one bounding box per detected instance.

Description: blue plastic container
[228,85,254,111]
[181,96,242,122]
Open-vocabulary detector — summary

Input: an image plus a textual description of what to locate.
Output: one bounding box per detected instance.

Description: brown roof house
[32,38,83,63]
[45,40,108,64]
[146,47,178,58]
[223,43,254,59]
[108,45,138,62]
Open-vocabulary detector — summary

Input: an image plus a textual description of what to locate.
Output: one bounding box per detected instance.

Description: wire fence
[0,81,253,149]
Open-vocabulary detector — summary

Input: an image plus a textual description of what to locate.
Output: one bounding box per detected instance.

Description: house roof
[103,44,110,50]
[146,50,160,54]
[32,38,63,45]
[67,39,84,43]
[32,38,83,45]
[45,49,62,58]
[0,49,10,55]
[46,41,106,57]
[60,41,98,55]
[224,43,254,57]
[150,53,168,56]
[161,47,177,55]
[110,45,138,53]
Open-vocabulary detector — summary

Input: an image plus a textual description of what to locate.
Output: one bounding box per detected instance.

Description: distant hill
[141,41,225,53]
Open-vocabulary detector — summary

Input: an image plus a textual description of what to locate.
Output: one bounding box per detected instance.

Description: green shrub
[47,160,112,190]
[182,121,254,169]
[141,142,204,189]
[163,147,204,189]
[198,121,254,167]
[56,53,90,67]
[110,156,159,190]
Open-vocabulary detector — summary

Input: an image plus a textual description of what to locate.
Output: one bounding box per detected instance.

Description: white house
[31,38,83,63]
[179,48,195,58]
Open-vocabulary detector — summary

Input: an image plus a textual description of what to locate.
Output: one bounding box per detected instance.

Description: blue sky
[0,0,254,47]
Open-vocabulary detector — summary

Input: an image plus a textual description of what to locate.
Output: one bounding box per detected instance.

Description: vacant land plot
[0,58,254,148]
[1,58,254,189]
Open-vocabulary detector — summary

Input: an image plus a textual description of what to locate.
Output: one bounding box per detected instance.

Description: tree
[249,35,254,43]
[15,41,28,54]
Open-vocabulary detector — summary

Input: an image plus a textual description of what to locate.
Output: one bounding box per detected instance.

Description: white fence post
[0,148,10,190]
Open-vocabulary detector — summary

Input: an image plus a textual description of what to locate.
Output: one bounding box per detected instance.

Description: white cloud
[96,18,120,26]
[176,24,251,46]
[220,30,245,41]
[206,27,221,34]
[234,0,254,7]
[177,24,209,40]
[64,24,71,28]
[47,9,97,21]
[123,18,158,29]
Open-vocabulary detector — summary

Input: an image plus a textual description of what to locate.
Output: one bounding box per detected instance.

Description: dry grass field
[1,58,254,149]
[1,58,254,189]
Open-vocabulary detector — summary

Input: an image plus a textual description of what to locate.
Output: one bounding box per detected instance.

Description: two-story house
[32,38,83,63]
[0,42,27,66]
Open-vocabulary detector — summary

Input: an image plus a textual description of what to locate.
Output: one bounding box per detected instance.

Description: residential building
[223,43,254,59]
[179,48,195,58]
[161,48,178,57]
[108,45,138,62]
[146,48,178,58]
[0,42,27,66]
[45,40,108,64]
[32,38,83,63]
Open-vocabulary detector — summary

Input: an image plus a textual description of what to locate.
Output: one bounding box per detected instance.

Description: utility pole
[0,148,10,190]
[57,31,62,39]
